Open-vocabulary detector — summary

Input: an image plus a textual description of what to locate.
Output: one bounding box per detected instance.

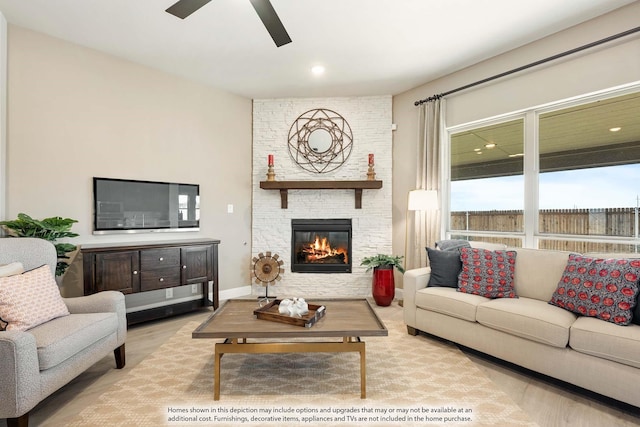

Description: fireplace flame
[302,235,348,263]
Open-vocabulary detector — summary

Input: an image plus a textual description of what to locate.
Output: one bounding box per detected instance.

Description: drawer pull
[159,278,164,282]
[159,257,164,261]
[182,265,187,269]
[133,270,138,275]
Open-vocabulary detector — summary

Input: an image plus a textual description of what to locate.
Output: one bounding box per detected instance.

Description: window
[537,91,640,252]
[447,88,640,252]
[449,118,524,246]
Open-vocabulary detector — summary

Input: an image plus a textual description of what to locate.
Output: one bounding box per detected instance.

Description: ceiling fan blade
[249,0,292,47]
[166,0,212,19]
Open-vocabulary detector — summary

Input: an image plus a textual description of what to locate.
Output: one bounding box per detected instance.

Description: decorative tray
[253,299,326,328]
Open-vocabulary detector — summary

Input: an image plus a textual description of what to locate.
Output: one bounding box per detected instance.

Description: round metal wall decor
[287,108,353,174]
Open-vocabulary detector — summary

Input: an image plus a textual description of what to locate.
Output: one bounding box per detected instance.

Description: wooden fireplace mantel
[259,180,383,209]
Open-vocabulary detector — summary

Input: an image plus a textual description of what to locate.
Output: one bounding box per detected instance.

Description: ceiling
[0,0,635,99]
[451,91,640,179]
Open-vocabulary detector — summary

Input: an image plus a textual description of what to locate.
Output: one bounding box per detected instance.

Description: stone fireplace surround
[252,96,393,298]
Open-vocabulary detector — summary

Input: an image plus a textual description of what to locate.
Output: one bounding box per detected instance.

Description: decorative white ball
[278,298,309,317]
[278,299,293,315]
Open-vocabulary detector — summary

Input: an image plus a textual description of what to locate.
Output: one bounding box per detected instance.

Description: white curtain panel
[406,98,444,270]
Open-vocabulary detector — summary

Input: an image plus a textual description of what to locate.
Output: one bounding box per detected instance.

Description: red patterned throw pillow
[549,254,640,325]
[457,248,518,298]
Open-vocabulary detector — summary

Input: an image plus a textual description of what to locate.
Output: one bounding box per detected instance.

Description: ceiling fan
[165,0,292,47]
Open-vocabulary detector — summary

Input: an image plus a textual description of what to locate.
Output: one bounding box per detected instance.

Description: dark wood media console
[81,238,219,325]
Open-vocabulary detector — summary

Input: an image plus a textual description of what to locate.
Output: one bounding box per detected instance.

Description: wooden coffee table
[192,298,387,400]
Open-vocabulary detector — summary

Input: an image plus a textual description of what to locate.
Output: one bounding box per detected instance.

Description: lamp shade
[408,190,438,211]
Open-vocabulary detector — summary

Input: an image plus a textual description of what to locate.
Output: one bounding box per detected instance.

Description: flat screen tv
[93,177,200,234]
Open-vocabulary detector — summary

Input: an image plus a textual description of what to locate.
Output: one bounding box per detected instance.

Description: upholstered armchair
[0,238,126,427]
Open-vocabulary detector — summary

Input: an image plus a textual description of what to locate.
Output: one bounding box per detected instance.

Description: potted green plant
[361,254,405,306]
[0,213,78,276]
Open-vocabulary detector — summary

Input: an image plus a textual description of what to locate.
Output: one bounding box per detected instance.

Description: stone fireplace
[291,219,352,273]
[252,95,392,298]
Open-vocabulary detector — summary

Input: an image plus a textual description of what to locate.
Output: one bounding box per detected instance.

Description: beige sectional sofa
[403,243,640,408]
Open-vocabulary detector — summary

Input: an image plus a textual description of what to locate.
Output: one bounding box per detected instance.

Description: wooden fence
[451,207,639,253]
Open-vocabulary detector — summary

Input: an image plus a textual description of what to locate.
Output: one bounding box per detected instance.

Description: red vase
[372,266,395,306]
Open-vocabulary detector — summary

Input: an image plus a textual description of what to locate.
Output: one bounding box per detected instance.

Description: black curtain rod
[414,25,640,106]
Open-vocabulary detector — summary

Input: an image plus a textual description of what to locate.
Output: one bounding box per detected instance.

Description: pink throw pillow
[0,265,70,331]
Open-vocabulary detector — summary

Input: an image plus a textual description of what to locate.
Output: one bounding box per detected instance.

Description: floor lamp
[399,189,437,307]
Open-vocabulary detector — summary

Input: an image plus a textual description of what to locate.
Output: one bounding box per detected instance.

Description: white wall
[252,96,393,298]
[6,26,253,296]
[392,2,640,282]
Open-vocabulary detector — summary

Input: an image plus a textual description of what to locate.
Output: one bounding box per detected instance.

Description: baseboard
[218,285,251,301]
[126,299,205,325]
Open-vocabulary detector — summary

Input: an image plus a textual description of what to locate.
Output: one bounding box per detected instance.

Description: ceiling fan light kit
[166,0,292,47]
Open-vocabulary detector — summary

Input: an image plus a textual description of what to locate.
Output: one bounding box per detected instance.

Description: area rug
[66,311,537,426]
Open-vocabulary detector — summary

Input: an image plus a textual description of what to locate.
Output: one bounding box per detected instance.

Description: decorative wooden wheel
[252,252,284,303]
[252,251,284,286]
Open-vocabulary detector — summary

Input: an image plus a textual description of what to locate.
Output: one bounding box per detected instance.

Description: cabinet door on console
[181,245,213,284]
[94,251,140,294]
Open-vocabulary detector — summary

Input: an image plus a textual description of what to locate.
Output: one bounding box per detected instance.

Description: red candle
[368,153,374,165]
[268,154,274,166]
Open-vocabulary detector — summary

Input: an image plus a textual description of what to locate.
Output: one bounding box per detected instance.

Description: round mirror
[308,129,333,153]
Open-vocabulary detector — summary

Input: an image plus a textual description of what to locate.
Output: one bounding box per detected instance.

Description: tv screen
[93,177,200,234]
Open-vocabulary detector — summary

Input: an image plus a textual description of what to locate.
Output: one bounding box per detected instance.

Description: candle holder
[266,165,276,181]
[367,163,376,181]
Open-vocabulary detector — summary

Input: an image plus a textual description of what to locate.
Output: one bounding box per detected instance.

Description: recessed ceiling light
[311,65,325,76]
[508,153,524,158]
[473,148,481,152]
[476,151,483,155]
[609,127,621,132]
[485,143,496,148]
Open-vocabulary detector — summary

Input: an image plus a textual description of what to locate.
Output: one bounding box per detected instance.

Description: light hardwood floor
[3,302,639,427]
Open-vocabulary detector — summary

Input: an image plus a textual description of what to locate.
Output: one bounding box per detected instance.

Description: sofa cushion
[416,286,488,322]
[426,247,461,288]
[469,241,508,251]
[570,316,640,369]
[511,248,572,301]
[549,254,640,325]
[476,297,577,348]
[28,312,118,370]
[0,265,70,331]
[457,247,517,298]
[435,239,471,251]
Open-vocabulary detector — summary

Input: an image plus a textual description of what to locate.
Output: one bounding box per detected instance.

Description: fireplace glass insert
[291,219,352,273]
